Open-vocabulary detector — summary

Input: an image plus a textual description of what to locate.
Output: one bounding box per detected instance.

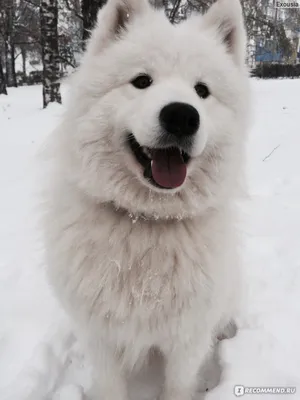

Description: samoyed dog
[44,0,250,398]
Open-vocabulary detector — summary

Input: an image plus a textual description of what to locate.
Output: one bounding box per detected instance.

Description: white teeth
[142,147,152,159]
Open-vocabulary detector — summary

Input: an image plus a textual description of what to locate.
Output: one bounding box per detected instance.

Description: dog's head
[60,0,250,219]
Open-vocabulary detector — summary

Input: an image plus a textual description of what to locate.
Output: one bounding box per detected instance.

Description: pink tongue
[151,148,187,189]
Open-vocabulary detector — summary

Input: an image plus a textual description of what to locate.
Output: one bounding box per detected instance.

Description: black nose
[159,102,200,138]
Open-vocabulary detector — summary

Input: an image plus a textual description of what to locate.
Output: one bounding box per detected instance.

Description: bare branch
[169,0,182,23]
[57,54,76,69]
[23,0,40,8]
[263,145,280,162]
[63,0,83,21]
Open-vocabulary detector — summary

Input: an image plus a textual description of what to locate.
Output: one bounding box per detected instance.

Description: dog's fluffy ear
[87,0,150,55]
[201,0,247,67]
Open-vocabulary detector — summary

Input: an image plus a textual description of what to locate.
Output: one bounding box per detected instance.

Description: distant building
[251,2,300,65]
[285,28,300,62]
[255,39,284,62]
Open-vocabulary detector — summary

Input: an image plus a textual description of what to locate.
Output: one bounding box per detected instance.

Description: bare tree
[15,0,40,82]
[0,55,7,95]
[162,0,213,23]
[40,0,62,108]
[0,0,17,87]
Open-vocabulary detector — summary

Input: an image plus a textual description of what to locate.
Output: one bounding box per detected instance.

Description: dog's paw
[217,320,238,341]
[197,343,222,394]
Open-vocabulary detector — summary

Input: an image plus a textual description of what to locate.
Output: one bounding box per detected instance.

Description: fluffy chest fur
[46,189,236,335]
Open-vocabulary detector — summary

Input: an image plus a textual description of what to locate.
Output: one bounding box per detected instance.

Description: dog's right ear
[87,0,150,55]
[201,0,247,67]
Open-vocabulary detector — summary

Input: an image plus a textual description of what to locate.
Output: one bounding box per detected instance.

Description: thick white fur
[44,0,250,399]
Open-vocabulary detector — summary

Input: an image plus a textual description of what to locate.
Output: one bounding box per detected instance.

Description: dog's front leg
[160,333,212,400]
[88,340,128,400]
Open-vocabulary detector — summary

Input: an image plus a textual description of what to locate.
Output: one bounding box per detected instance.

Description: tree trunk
[11,42,17,87]
[21,47,27,82]
[0,57,8,95]
[5,41,10,84]
[5,0,17,87]
[40,0,62,108]
[81,0,107,49]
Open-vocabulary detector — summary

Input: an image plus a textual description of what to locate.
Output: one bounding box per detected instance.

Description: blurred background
[0,0,300,104]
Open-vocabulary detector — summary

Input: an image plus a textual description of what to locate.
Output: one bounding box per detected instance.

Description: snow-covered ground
[0,80,300,400]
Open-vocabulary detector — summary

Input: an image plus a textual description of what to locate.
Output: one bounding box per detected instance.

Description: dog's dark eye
[195,83,210,99]
[131,74,153,90]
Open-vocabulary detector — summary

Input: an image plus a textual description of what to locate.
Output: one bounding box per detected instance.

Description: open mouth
[127,134,191,190]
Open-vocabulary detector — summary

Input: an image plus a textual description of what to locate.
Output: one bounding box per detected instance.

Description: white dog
[44,0,250,399]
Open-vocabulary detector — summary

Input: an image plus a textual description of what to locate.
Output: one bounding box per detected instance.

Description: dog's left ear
[201,0,247,67]
[86,0,151,55]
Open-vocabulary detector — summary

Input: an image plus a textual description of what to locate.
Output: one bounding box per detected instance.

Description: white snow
[0,80,300,400]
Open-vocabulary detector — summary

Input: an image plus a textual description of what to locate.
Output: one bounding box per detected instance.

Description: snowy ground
[0,80,300,400]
